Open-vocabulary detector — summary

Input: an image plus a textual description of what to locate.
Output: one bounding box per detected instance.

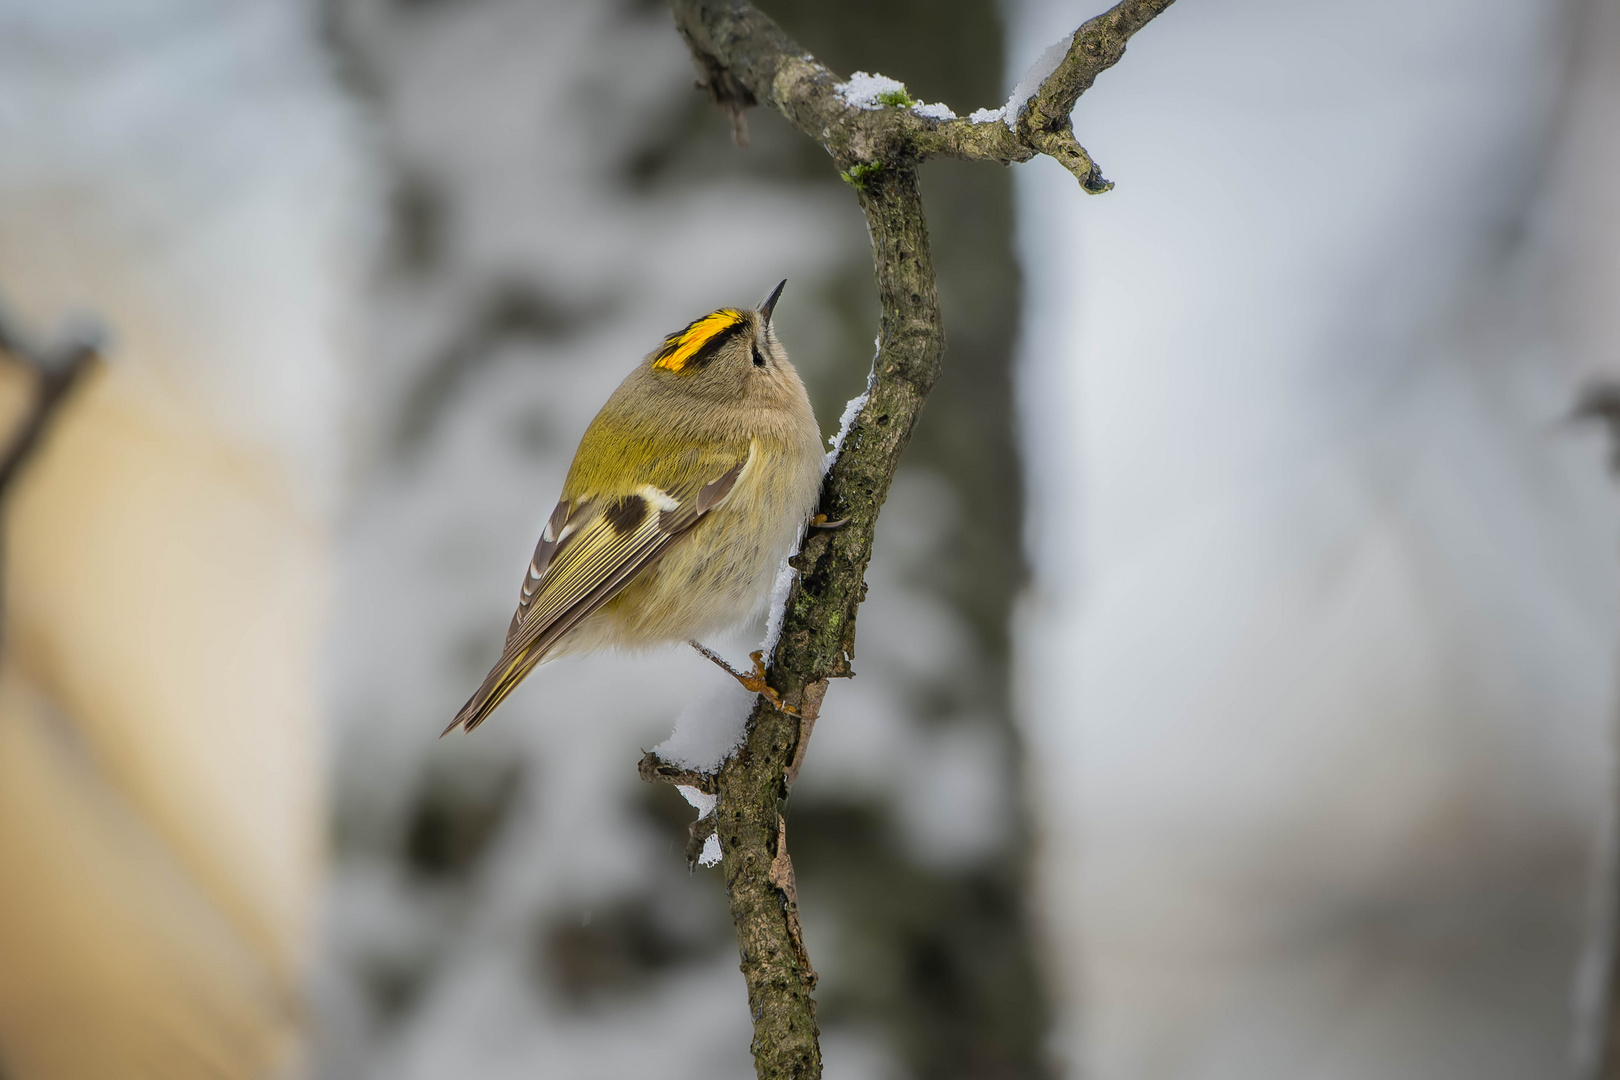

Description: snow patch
[652,680,753,772]
[825,363,876,474]
[838,70,957,122]
[761,554,798,657]
[980,31,1074,131]
[697,833,722,868]
[836,71,908,110]
[676,785,717,819]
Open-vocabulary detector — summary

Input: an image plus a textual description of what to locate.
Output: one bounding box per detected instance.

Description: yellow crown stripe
[652,309,746,372]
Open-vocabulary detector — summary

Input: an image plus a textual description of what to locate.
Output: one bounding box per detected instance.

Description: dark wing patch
[603,494,648,536]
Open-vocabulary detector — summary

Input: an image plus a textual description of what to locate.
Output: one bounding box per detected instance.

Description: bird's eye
[752,345,766,368]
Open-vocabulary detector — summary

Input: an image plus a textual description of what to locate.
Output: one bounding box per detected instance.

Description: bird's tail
[443,647,547,736]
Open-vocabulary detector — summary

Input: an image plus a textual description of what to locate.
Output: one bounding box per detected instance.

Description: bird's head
[644,280,801,410]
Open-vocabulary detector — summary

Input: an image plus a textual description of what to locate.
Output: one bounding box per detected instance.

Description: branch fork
[676,0,1173,192]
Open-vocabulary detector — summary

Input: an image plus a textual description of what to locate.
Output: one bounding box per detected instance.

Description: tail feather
[445,528,663,734]
[443,649,547,736]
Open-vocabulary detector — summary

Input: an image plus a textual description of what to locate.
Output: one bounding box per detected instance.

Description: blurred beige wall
[0,2,374,1076]
[0,366,321,1078]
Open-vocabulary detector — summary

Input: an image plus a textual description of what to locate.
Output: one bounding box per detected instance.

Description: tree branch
[0,302,102,656]
[1572,377,1620,1080]
[1012,0,1177,191]
[0,307,100,503]
[675,0,1175,192]
[647,2,1176,1076]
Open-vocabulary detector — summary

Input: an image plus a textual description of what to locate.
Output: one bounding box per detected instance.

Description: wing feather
[447,455,747,734]
[510,499,590,636]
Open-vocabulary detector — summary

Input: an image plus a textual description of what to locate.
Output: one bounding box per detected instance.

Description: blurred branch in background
[0,303,99,504]
[1556,0,1620,1074]
[643,1,1176,1075]
[1574,384,1620,475]
[1577,375,1620,1080]
[0,301,99,653]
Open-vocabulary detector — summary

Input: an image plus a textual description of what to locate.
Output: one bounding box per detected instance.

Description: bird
[445,280,824,734]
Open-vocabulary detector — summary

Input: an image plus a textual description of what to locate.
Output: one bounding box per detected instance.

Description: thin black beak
[757,279,787,324]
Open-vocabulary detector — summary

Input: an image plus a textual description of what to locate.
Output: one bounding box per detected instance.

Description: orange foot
[689,641,799,715]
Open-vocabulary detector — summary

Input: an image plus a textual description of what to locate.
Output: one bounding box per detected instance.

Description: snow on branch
[673,0,1176,193]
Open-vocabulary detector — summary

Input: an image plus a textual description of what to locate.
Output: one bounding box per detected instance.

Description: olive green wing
[445,455,747,734]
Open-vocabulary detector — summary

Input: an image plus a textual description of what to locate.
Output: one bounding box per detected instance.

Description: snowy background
[2,0,1619,1078]
[315,1,1041,1077]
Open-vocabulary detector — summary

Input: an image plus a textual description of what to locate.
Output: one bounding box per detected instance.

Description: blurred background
[0,0,1616,1078]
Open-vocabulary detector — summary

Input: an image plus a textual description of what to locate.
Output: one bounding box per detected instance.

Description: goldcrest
[446,280,822,734]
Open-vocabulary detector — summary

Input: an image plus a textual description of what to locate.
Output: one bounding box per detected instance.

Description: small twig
[637,752,723,869]
[689,48,756,147]
[1011,0,1177,191]
[637,750,716,794]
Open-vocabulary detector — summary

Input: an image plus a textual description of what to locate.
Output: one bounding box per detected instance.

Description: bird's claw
[689,642,799,715]
[740,650,798,715]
